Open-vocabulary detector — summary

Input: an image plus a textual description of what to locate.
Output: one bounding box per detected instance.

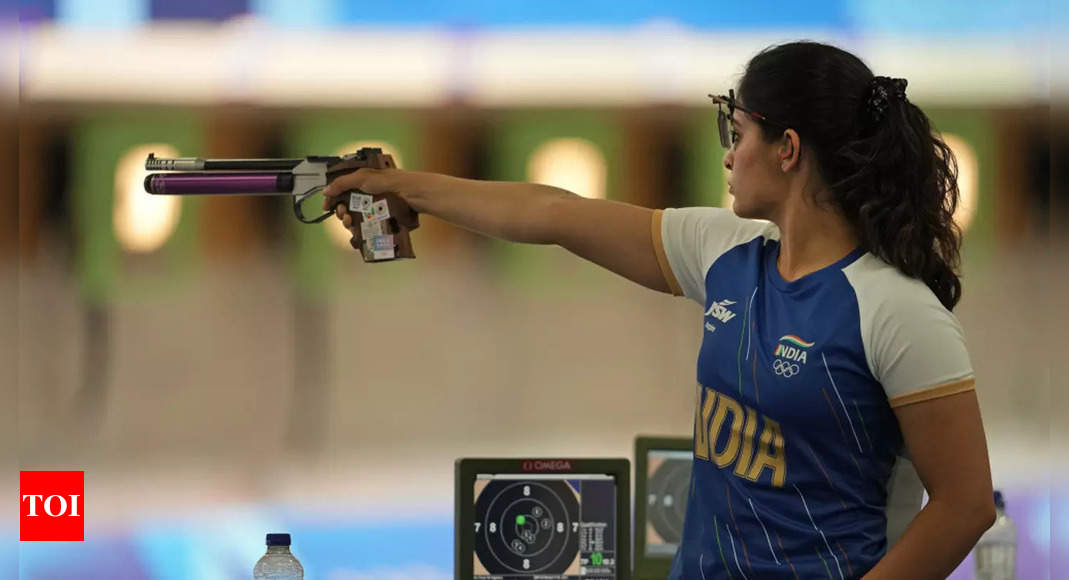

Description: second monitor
[633,436,692,580]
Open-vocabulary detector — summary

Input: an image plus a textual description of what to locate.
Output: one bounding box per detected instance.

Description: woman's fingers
[321,167,383,201]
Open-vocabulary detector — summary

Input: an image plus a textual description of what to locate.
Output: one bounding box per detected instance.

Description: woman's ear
[779,129,802,171]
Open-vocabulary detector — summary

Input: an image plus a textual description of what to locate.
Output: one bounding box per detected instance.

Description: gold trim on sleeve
[888,377,976,408]
[652,209,684,297]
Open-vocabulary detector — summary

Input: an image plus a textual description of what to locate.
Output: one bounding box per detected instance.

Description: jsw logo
[704,299,737,324]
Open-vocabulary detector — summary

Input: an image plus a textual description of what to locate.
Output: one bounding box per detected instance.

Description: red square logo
[20,471,84,541]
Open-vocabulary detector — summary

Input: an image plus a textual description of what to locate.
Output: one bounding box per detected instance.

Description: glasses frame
[708,89,791,149]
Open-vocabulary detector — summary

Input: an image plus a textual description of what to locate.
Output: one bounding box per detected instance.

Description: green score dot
[516,515,526,525]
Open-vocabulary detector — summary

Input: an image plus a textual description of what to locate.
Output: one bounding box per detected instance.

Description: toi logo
[20,471,84,541]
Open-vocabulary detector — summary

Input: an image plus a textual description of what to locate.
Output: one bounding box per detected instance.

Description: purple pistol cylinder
[144,173,294,195]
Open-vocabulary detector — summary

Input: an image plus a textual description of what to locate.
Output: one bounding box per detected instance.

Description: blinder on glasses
[707,89,790,150]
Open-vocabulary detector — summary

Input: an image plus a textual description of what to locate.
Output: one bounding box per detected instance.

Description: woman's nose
[723,150,733,171]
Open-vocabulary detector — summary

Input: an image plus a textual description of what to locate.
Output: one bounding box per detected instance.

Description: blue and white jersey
[651,207,975,579]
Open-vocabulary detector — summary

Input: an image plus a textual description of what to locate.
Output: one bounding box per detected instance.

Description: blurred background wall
[10,0,1064,578]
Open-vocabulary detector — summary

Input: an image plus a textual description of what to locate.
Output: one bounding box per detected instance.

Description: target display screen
[643,449,692,557]
[472,473,619,579]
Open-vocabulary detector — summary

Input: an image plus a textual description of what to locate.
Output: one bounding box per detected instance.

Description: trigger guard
[293,194,335,224]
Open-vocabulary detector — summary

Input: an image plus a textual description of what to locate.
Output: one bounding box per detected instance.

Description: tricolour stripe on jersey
[775,530,801,580]
[799,440,847,510]
[794,484,845,580]
[822,353,863,454]
[726,523,749,580]
[713,514,735,579]
[745,287,758,361]
[736,286,758,395]
[725,485,753,575]
[778,334,815,348]
[747,497,780,565]
[820,388,863,477]
[852,399,876,452]
[836,542,855,578]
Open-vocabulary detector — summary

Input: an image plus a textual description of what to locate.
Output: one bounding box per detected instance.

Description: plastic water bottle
[254,533,304,580]
[974,491,1016,580]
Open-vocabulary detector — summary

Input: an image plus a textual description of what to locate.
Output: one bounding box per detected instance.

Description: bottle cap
[266,533,291,546]
[993,490,1005,510]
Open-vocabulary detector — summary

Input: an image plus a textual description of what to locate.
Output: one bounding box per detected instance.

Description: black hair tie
[866,76,908,125]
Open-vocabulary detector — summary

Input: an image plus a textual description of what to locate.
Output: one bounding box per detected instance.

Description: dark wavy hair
[738,41,963,310]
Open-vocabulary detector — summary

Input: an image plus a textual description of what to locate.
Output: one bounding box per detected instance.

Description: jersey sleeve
[652,207,776,306]
[845,255,975,407]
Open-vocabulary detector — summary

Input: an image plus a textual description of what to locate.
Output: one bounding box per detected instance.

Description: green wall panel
[72,110,203,304]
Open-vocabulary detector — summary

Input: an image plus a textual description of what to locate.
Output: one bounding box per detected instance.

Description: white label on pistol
[370,199,390,222]
[361,219,385,238]
[371,234,395,251]
[350,193,372,213]
[373,248,396,260]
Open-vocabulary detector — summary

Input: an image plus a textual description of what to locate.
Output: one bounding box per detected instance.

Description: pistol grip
[327,190,419,261]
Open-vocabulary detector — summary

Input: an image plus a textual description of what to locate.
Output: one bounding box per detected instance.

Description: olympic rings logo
[772,359,800,377]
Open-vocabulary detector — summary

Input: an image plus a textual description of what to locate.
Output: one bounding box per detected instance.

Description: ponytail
[830,78,963,310]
